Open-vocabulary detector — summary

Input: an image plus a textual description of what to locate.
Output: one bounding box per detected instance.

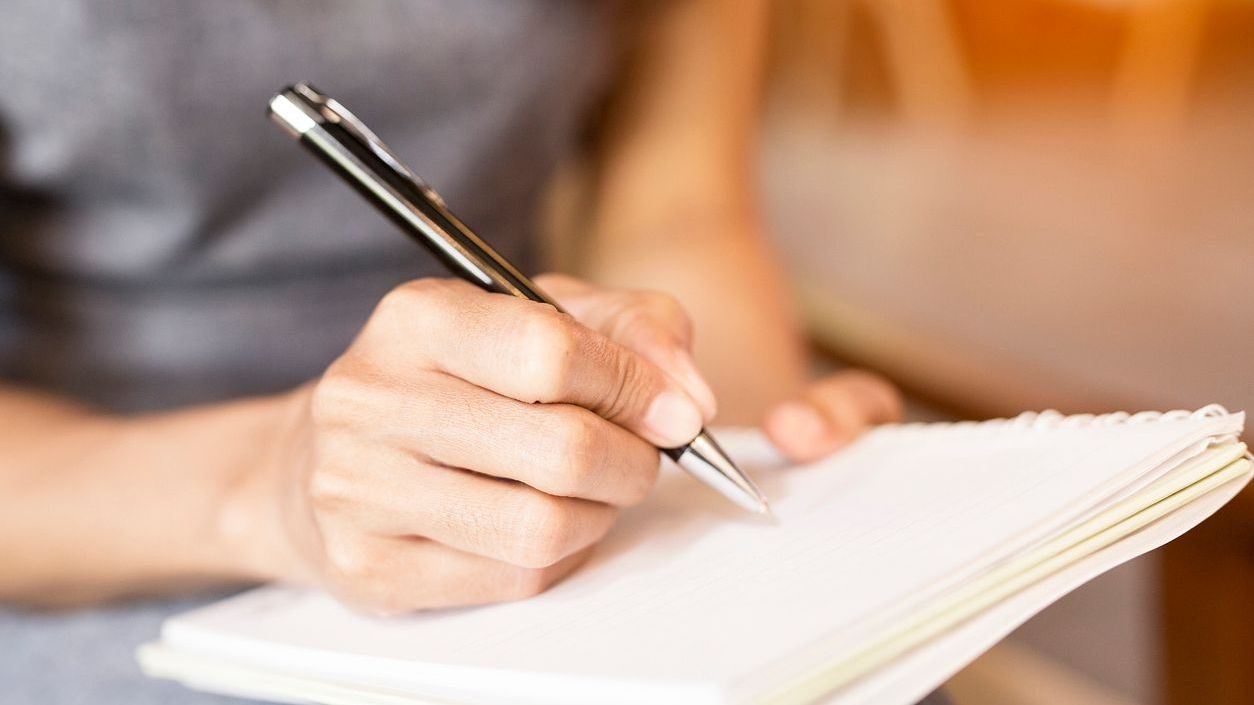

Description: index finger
[372,279,706,449]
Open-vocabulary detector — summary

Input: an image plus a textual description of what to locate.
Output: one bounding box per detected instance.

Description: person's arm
[582,0,804,423]
[0,383,293,605]
[0,276,715,608]
[580,0,901,454]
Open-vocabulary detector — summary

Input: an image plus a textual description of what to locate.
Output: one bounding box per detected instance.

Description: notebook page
[817,465,1252,705]
[756,454,1251,704]
[141,460,1251,705]
[160,411,1243,705]
[826,434,1246,653]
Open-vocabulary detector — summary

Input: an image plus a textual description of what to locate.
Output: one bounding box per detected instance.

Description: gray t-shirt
[0,2,619,703]
[0,0,620,412]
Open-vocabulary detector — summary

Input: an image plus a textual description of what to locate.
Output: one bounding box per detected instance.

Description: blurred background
[758,1,1254,704]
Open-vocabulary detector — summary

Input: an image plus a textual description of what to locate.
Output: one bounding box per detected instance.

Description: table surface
[763,117,1254,419]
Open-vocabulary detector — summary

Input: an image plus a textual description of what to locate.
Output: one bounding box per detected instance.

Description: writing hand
[246,274,715,614]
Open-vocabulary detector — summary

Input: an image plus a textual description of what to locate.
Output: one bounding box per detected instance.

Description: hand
[761,371,903,463]
[250,274,716,614]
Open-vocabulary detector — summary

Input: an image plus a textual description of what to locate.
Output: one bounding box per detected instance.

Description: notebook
[140,406,1251,705]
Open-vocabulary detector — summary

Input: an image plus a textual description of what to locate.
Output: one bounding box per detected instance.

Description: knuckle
[321,534,440,616]
[382,278,443,310]
[374,279,458,332]
[545,411,602,494]
[306,465,354,513]
[602,353,650,424]
[309,363,360,427]
[323,540,417,616]
[518,307,579,401]
[510,493,575,568]
[323,534,374,584]
[375,281,422,321]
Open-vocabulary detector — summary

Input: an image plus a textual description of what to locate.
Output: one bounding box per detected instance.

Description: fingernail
[673,353,718,420]
[645,391,704,447]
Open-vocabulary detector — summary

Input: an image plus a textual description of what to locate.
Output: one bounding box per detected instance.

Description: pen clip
[292,83,448,209]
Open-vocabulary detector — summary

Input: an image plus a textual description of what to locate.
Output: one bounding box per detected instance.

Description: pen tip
[674,430,774,517]
[751,492,777,521]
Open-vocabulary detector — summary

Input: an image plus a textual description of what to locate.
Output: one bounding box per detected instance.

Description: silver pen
[267,82,770,515]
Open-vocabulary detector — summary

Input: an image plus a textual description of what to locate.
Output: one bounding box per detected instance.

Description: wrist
[194,387,313,585]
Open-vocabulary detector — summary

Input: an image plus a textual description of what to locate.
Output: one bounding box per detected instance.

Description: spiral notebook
[140,406,1251,705]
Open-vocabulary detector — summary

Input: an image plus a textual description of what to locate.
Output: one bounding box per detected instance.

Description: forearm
[0,384,294,606]
[576,0,803,423]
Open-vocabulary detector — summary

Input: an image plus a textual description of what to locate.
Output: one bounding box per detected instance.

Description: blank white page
[159,409,1244,705]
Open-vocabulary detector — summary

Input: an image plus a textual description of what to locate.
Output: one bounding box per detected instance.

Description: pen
[267,83,770,516]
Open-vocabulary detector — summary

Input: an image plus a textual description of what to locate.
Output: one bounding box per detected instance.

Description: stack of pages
[141,406,1251,705]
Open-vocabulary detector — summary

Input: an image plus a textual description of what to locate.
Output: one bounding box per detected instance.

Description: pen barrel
[275,96,558,308]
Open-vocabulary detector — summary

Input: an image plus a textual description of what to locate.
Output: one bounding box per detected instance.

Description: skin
[0,0,901,610]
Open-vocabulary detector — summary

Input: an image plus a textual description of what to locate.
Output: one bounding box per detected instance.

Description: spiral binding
[887,403,1233,437]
